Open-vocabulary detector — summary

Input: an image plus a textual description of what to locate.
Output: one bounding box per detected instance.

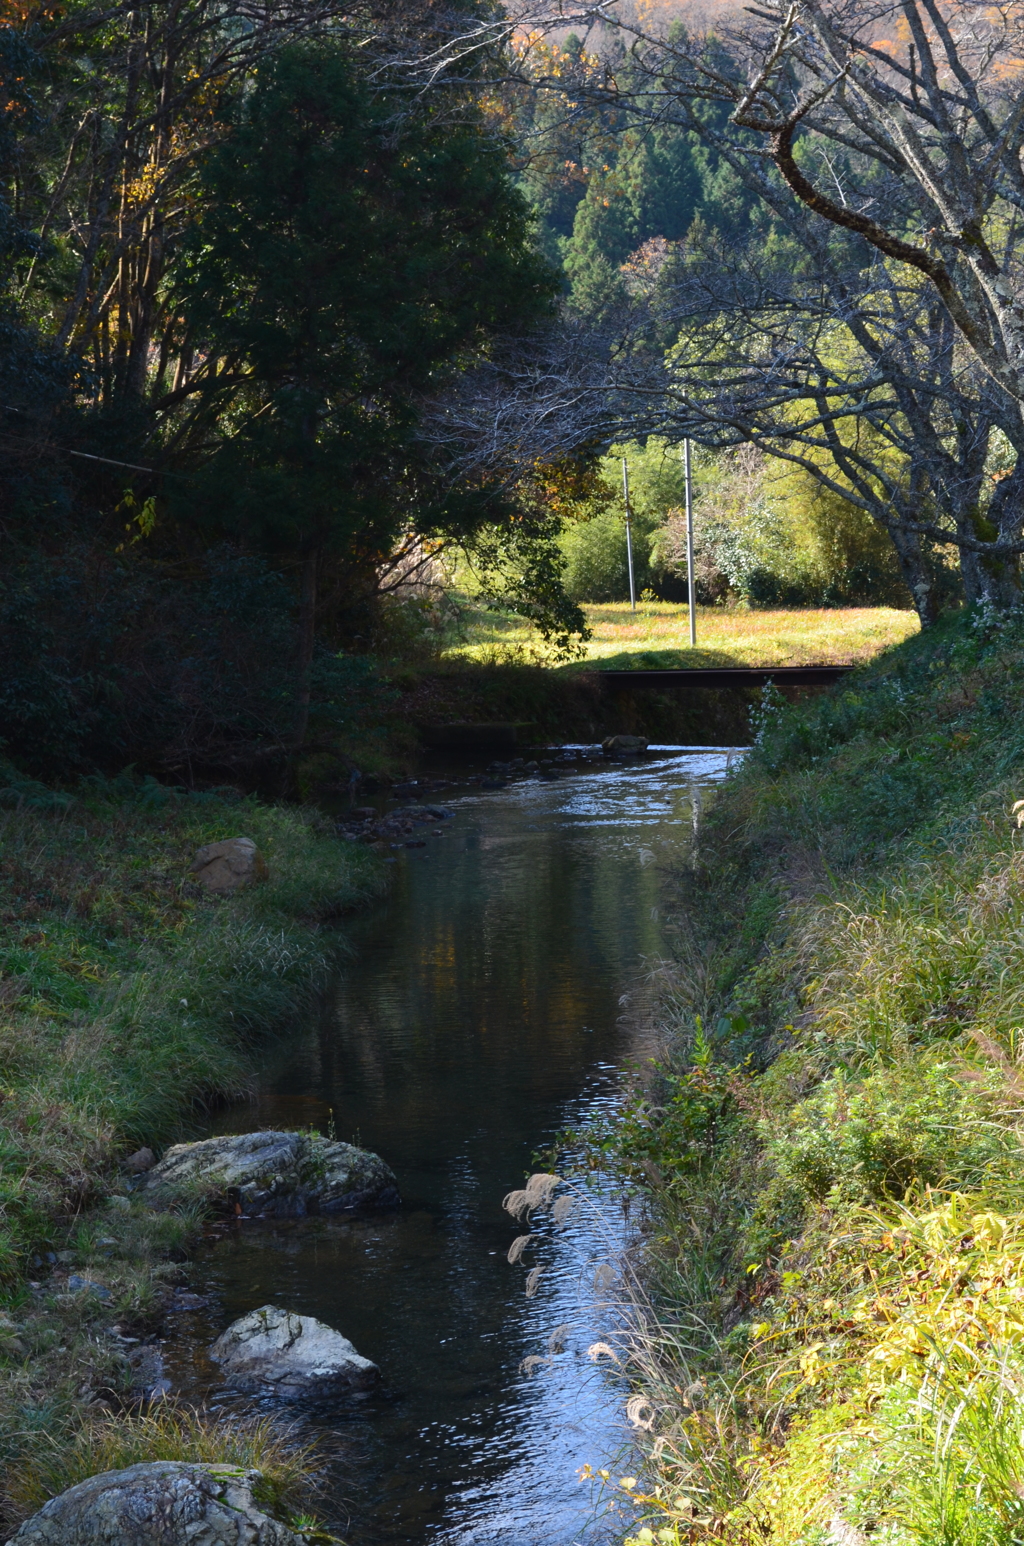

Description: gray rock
[189,838,268,895]
[138,1130,399,1218]
[602,734,649,757]
[124,1147,155,1174]
[210,1305,378,1401]
[6,1461,304,1544]
[66,1276,111,1301]
[127,1343,172,1401]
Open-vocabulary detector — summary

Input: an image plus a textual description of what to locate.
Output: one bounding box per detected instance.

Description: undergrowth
[0,769,380,1532]
[7,1404,320,1531]
[590,609,1024,1545]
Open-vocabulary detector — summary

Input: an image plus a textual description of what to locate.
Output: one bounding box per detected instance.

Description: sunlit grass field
[447,600,919,670]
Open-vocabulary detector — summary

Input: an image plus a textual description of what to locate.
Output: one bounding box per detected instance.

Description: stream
[166,745,739,1545]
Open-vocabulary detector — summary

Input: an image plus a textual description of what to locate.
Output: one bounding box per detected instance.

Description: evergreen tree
[172,42,559,745]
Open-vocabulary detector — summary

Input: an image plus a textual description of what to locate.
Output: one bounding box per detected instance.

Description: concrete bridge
[596,664,855,689]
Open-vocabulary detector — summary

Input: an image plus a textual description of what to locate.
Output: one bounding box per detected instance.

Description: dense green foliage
[517,30,760,319]
[0,12,574,780]
[173,46,556,562]
[557,439,912,609]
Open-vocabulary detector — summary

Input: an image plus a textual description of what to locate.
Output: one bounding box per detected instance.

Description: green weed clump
[599,609,1024,1545]
[0,772,381,1530]
[7,1405,317,1528]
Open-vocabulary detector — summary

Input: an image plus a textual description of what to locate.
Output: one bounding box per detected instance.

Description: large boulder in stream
[210,1304,379,1401]
[6,1461,304,1545]
[137,1130,399,1217]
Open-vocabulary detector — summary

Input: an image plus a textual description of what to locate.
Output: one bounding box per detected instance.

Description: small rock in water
[7,1461,305,1544]
[602,734,649,758]
[210,1304,379,1402]
[168,1290,208,1312]
[189,837,268,895]
[128,1342,172,1400]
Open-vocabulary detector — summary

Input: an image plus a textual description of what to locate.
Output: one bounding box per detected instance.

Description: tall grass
[6,1405,317,1524]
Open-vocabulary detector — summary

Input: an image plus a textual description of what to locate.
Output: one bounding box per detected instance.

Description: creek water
[168,746,739,1545]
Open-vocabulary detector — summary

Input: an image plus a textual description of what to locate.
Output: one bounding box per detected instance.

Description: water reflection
[176,747,739,1544]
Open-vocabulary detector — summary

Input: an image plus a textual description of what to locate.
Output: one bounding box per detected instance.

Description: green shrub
[769,1060,1011,1203]
[0,547,378,779]
[560,506,655,602]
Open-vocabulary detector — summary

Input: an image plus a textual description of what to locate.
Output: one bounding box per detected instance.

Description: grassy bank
[0,769,381,1534]
[444,602,918,668]
[600,609,1024,1545]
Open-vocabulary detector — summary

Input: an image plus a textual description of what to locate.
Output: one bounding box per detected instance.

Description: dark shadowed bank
[0,771,382,1536]
[592,609,1024,1546]
[343,653,845,779]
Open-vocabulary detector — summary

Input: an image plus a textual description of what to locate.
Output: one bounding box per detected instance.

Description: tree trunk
[888,525,940,628]
[971,461,1024,609]
[292,548,319,753]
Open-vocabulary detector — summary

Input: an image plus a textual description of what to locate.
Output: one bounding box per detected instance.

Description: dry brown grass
[448,602,918,669]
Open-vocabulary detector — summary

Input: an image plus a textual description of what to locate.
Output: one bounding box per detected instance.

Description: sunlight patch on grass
[446,601,919,669]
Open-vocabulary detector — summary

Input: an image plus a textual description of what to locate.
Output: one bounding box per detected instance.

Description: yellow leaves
[850,1199,1024,1396]
[971,1210,1010,1247]
[798,1342,826,1385]
[114,491,157,554]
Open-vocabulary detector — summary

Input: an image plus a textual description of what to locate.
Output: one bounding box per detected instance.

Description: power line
[1,404,182,478]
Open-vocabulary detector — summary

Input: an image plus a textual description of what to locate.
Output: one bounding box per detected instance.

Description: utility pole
[622,456,636,612]
[684,438,696,646]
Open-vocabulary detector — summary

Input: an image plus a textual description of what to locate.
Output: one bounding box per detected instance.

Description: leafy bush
[0,546,377,779]
[560,506,656,601]
[769,1061,1010,1203]
[652,445,918,609]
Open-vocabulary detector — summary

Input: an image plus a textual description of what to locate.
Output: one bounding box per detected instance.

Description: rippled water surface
[171,747,739,1545]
